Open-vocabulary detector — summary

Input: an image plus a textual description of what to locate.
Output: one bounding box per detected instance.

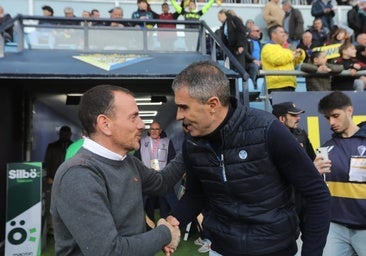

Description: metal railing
[0,14,250,104]
[258,69,366,111]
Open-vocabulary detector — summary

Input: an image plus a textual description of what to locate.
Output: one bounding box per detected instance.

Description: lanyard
[150,137,160,157]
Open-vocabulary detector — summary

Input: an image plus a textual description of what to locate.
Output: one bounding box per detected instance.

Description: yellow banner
[312,43,341,60]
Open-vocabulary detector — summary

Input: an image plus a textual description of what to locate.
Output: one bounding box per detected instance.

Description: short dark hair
[42,5,54,15]
[90,9,99,15]
[318,91,352,115]
[268,24,282,39]
[78,85,133,136]
[59,125,71,133]
[310,50,324,62]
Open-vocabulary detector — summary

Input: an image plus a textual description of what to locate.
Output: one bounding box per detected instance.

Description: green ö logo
[7,220,37,245]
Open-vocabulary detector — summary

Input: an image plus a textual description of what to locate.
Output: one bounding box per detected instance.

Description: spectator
[50,85,183,255]
[39,5,57,25]
[356,32,366,46]
[261,25,305,94]
[60,6,79,25]
[354,33,366,64]
[262,0,285,29]
[311,0,337,30]
[133,122,179,226]
[245,25,263,89]
[318,91,366,256]
[331,42,366,91]
[0,6,13,42]
[151,2,180,49]
[131,0,155,28]
[217,9,248,73]
[282,0,304,48]
[245,19,255,30]
[326,27,351,45]
[170,0,215,29]
[167,60,331,256]
[90,8,105,26]
[41,5,54,17]
[297,30,315,63]
[309,17,330,47]
[356,43,366,64]
[348,0,366,39]
[301,50,343,90]
[107,6,126,27]
[90,9,100,18]
[80,10,92,26]
[170,0,215,50]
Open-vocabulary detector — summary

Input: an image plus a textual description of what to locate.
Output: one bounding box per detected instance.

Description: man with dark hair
[261,24,305,94]
[272,101,315,159]
[51,85,183,255]
[167,60,330,256]
[90,8,105,26]
[281,0,304,48]
[318,91,366,256]
[150,2,180,49]
[311,0,336,30]
[42,5,54,16]
[43,125,73,236]
[44,125,73,185]
[272,101,316,234]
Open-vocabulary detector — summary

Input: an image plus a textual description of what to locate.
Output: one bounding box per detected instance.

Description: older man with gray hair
[281,0,304,48]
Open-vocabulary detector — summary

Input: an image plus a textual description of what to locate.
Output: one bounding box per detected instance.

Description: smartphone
[316,147,329,181]
[316,147,329,160]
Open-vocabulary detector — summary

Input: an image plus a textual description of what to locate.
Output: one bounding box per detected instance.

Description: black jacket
[219,14,247,52]
[173,97,331,256]
[347,5,366,38]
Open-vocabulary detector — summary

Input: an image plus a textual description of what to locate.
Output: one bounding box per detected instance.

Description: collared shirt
[83,137,126,161]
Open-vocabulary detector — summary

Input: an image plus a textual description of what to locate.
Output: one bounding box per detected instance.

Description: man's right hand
[314,155,331,175]
[157,218,181,253]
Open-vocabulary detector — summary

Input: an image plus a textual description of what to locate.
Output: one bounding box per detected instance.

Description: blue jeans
[323,222,366,256]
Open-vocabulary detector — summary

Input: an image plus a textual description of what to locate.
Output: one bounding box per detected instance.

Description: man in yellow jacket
[261,24,305,94]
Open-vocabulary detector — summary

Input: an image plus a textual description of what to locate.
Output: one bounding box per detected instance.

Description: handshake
[157,216,181,256]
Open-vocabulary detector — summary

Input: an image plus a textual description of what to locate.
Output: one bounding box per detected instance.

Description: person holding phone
[318,91,366,256]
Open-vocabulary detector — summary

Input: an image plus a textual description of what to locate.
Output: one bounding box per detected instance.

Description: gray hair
[172,61,231,106]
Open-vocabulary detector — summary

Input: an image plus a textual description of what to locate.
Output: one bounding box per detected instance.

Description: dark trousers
[145,195,171,221]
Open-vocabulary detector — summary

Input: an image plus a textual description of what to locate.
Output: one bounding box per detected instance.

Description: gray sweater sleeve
[139,152,186,196]
[51,151,178,256]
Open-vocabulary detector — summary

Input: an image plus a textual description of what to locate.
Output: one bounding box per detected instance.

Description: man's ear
[96,114,112,135]
[279,115,286,123]
[207,96,220,113]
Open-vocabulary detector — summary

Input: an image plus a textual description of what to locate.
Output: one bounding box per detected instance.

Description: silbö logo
[8,169,39,181]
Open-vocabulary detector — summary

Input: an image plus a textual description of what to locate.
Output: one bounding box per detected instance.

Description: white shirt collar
[83,137,127,161]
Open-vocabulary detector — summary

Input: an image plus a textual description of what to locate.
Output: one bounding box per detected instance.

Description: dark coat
[286,8,304,41]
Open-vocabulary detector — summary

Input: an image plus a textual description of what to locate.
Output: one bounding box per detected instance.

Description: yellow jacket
[261,43,305,90]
